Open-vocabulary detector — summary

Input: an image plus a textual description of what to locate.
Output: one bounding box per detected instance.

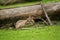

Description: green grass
[0,0,60,9]
[0,23,60,40]
[42,0,60,3]
[0,0,60,40]
[0,1,40,9]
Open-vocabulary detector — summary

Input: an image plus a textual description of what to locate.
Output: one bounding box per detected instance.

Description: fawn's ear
[26,18,29,22]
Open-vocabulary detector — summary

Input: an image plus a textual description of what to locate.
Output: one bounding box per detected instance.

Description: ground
[0,22,60,40]
[0,0,60,40]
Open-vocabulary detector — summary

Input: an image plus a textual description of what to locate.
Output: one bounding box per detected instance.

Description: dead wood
[0,2,60,27]
[0,2,60,20]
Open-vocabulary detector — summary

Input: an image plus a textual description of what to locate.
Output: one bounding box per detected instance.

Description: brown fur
[15,16,34,29]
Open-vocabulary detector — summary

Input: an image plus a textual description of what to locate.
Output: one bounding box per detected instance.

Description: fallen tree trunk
[0,2,60,20]
[0,2,60,27]
[0,2,60,19]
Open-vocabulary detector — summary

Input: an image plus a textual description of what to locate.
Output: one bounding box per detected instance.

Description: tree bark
[0,2,60,27]
[0,2,60,20]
